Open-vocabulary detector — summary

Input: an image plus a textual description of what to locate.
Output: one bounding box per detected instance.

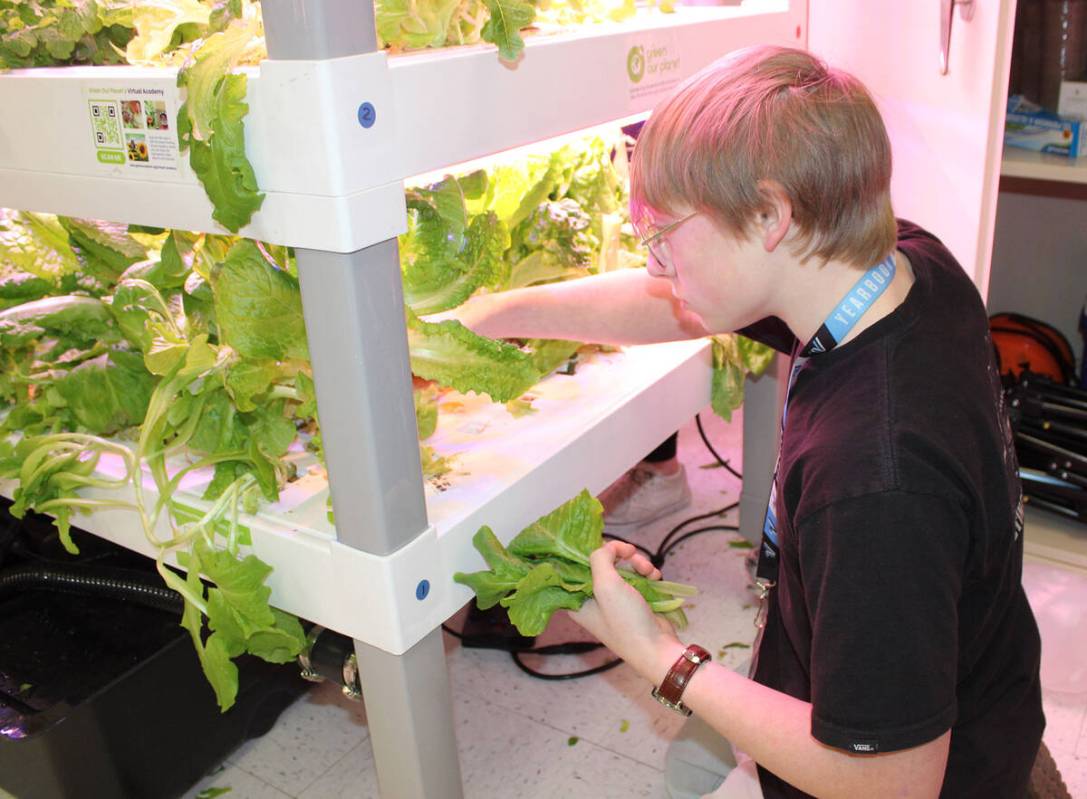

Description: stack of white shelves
[0,2,806,796]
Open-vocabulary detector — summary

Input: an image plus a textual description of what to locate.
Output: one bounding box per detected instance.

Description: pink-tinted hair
[630,45,896,268]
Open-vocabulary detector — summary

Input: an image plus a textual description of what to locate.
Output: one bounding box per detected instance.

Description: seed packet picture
[145,100,168,131]
[126,135,149,162]
[121,100,144,130]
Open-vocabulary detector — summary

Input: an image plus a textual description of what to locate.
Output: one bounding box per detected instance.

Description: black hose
[0,563,184,615]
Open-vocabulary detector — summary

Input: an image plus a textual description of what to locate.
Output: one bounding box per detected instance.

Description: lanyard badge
[752,253,897,631]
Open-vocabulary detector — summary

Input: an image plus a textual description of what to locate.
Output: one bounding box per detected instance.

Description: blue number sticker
[358,102,376,129]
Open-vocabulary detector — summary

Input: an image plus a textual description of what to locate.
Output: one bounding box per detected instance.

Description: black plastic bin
[0,506,309,799]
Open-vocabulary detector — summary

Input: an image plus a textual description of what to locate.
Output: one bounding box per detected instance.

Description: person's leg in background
[600,432,692,530]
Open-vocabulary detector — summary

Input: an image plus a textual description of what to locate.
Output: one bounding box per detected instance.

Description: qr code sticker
[89,101,122,148]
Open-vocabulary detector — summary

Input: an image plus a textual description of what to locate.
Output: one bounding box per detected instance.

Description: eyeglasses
[635,211,698,271]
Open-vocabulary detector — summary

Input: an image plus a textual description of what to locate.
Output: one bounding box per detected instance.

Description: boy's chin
[678,306,714,335]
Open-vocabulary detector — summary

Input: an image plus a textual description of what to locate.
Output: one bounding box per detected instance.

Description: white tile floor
[179,410,1087,799]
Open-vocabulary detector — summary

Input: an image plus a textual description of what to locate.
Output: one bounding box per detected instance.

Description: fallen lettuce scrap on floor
[454,489,696,636]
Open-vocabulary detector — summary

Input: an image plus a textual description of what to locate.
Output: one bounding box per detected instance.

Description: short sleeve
[797,490,967,754]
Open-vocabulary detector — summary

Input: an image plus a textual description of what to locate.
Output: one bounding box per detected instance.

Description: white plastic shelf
[1001,146,1087,185]
[0,2,803,252]
[0,339,711,654]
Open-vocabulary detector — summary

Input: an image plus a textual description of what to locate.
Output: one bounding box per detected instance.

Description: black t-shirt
[742,221,1044,799]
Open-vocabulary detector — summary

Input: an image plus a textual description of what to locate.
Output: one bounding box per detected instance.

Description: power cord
[446,415,745,680]
[696,412,743,481]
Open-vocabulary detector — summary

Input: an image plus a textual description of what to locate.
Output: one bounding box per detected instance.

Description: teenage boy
[452,45,1044,798]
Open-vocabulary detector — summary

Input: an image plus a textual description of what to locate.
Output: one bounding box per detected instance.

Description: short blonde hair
[630,45,896,268]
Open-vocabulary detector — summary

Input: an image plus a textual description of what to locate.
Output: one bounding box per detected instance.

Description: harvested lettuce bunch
[455,490,696,636]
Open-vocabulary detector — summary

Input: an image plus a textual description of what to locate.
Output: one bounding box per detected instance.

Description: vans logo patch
[850,742,879,753]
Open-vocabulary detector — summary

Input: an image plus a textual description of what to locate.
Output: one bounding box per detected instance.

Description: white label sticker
[85,84,182,177]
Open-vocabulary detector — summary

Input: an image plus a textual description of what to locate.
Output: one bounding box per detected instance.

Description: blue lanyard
[755,252,897,586]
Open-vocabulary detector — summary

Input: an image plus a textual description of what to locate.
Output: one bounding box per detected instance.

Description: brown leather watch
[651,644,711,716]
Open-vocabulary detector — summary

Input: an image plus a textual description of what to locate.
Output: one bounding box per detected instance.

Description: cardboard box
[1059,81,1087,120]
[1005,97,1087,158]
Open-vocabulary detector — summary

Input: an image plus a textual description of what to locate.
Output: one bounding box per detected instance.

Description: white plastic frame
[0,2,803,251]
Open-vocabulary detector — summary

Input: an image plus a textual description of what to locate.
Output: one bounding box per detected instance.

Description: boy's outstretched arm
[447,269,710,345]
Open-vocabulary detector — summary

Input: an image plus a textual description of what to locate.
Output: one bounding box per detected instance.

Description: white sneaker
[600,464,692,530]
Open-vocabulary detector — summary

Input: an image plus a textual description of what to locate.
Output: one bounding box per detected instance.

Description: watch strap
[651,643,711,716]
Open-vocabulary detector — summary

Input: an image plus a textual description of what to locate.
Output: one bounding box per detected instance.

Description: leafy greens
[454,490,696,636]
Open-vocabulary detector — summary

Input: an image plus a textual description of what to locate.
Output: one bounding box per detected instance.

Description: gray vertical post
[738,356,787,545]
[262,3,464,798]
[262,0,378,58]
[295,242,428,549]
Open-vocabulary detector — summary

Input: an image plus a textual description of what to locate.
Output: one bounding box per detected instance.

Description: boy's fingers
[599,540,662,580]
[605,539,635,558]
[628,552,661,580]
[590,541,631,588]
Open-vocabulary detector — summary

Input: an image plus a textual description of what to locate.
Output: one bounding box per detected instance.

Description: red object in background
[990,312,1077,384]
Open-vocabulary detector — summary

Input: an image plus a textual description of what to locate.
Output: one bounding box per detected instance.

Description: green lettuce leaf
[0,0,120,69]
[480,0,534,61]
[506,251,585,290]
[405,308,537,402]
[419,443,451,480]
[177,17,264,232]
[527,338,581,375]
[60,216,148,286]
[403,211,510,315]
[499,562,584,636]
[111,0,211,63]
[0,295,115,349]
[454,491,696,637]
[507,488,602,566]
[223,359,280,413]
[414,385,441,440]
[376,0,462,50]
[710,334,776,422]
[0,270,56,311]
[183,73,265,232]
[0,211,81,283]
[165,548,240,712]
[244,608,307,663]
[176,16,257,142]
[189,388,244,456]
[210,240,308,361]
[51,350,156,434]
[454,526,531,609]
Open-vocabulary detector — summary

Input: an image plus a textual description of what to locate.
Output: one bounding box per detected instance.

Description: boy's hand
[570,540,685,685]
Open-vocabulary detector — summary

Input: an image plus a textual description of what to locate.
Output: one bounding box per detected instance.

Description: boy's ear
[754,180,793,253]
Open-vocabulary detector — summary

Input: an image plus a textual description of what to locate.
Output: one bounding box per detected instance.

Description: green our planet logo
[627,46,645,83]
[627,44,680,86]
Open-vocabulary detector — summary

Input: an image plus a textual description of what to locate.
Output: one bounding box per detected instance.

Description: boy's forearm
[647,642,948,799]
[458,270,709,345]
